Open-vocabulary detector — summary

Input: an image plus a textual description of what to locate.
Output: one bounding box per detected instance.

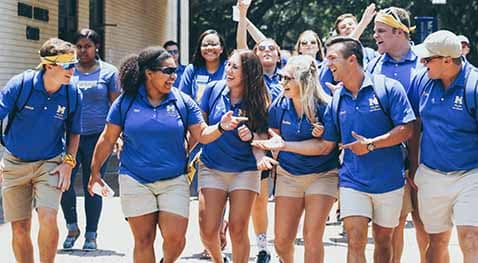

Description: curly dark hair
[118,46,172,95]
[234,50,270,133]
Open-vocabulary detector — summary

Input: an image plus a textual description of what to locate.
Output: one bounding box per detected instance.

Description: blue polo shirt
[363,46,378,66]
[318,62,335,95]
[199,80,259,172]
[173,64,186,88]
[0,70,82,161]
[269,97,339,175]
[72,61,119,135]
[179,62,226,102]
[408,65,478,172]
[365,49,422,92]
[107,85,203,183]
[263,69,282,102]
[323,74,416,193]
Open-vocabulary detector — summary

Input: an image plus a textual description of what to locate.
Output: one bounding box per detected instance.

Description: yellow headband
[37,52,78,69]
[375,12,416,33]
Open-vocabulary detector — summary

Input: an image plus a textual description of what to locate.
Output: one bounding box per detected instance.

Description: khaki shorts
[340,186,404,228]
[415,164,478,234]
[275,166,339,198]
[119,174,190,219]
[1,152,62,222]
[198,161,260,193]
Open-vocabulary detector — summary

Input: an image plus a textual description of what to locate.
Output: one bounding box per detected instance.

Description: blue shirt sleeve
[386,78,416,125]
[322,102,339,142]
[178,64,195,97]
[107,67,120,94]
[199,81,218,115]
[106,95,123,127]
[70,88,83,134]
[184,93,204,126]
[0,73,23,120]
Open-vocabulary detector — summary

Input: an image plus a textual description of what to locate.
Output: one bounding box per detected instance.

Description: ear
[145,69,153,80]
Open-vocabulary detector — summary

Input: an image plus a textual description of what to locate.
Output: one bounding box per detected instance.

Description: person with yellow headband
[0,38,82,263]
[365,6,428,263]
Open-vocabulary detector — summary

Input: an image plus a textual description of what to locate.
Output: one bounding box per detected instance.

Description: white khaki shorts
[119,174,190,219]
[275,166,339,198]
[340,186,404,228]
[1,152,62,222]
[400,182,414,218]
[415,164,478,234]
[198,161,260,193]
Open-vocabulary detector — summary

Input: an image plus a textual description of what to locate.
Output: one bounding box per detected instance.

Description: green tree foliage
[190,0,478,62]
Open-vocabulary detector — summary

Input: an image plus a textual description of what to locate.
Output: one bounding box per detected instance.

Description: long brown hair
[235,50,270,133]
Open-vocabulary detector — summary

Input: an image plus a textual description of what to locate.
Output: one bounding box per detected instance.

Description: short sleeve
[322,102,340,143]
[106,95,125,127]
[387,79,416,125]
[184,93,204,126]
[178,64,195,97]
[69,88,83,134]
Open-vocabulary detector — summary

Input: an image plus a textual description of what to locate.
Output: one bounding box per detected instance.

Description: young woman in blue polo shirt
[60,28,120,251]
[179,29,227,103]
[87,47,241,263]
[252,55,339,263]
[198,50,275,263]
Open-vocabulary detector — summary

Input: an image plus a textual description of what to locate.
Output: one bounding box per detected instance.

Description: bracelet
[247,133,254,144]
[217,122,225,133]
[63,153,76,168]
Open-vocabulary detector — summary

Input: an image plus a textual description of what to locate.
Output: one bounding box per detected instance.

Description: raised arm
[350,3,376,40]
[236,0,250,49]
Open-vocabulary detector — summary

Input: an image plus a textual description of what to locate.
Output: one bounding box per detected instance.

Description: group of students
[1,2,478,263]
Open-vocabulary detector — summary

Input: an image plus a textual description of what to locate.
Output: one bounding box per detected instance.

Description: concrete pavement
[0,196,465,262]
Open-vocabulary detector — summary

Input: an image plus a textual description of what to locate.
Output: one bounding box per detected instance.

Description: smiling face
[200,34,224,63]
[337,17,357,36]
[373,22,400,54]
[226,53,243,89]
[298,32,320,58]
[326,43,350,82]
[147,57,177,95]
[280,65,300,99]
[255,39,280,69]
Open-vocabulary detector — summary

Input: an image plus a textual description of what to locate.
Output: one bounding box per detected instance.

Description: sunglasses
[55,63,76,70]
[300,40,318,46]
[422,56,443,64]
[257,44,276,52]
[156,67,177,75]
[278,74,295,83]
[201,42,220,48]
[167,49,179,55]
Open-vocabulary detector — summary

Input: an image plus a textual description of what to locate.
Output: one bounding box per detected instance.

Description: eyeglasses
[156,67,177,75]
[201,42,220,48]
[300,40,318,46]
[422,56,443,64]
[167,49,179,55]
[55,63,76,70]
[278,74,295,83]
[257,44,276,52]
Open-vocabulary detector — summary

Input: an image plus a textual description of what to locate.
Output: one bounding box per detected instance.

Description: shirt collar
[340,73,374,98]
[382,48,417,63]
[33,70,67,96]
[138,84,176,107]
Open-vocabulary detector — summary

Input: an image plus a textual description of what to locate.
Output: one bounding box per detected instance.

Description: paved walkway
[0,196,465,262]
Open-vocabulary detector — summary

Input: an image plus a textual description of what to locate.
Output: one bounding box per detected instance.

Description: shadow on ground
[57,249,125,257]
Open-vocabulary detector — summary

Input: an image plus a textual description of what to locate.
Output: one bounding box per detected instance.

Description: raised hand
[238,124,253,142]
[220,111,248,131]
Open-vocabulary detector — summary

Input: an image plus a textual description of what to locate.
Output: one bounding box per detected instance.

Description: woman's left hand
[311,122,324,138]
[251,129,285,151]
[219,111,248,131]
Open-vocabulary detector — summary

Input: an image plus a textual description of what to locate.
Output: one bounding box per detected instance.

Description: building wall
[0,0,59,87]
[0,0,187,87]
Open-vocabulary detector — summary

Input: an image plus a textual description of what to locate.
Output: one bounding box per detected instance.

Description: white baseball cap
[412,30,462,58]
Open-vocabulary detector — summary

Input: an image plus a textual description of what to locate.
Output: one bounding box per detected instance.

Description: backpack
[0,70,78,146]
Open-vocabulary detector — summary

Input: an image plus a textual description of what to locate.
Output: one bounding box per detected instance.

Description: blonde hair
[286,55,331,123]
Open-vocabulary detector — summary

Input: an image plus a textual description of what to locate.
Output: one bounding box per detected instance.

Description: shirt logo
[282,120,291,125]
[133,109,140,112]
[24,105,34,110]
[452,95,464,111]
[368,95,381,112]
[166,104,177,116]
[54,105,66,120]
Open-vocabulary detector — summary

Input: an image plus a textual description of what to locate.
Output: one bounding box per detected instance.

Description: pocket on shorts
[47,173,59,188]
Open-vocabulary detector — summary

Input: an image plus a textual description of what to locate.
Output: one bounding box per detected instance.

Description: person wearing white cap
[365,6,428,263]
[408,30,478,263]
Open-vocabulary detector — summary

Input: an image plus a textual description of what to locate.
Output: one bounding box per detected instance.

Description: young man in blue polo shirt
[366,6,428,262]
[0,38,81,263]
[408,30,478,263]
[322,36,415,263]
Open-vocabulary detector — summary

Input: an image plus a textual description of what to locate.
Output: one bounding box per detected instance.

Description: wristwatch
[366,142,376,152]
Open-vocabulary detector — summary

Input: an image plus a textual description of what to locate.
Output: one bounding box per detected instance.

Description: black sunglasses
[422,56,443,64]
[278,74,295,83]
[154,67,177,75]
